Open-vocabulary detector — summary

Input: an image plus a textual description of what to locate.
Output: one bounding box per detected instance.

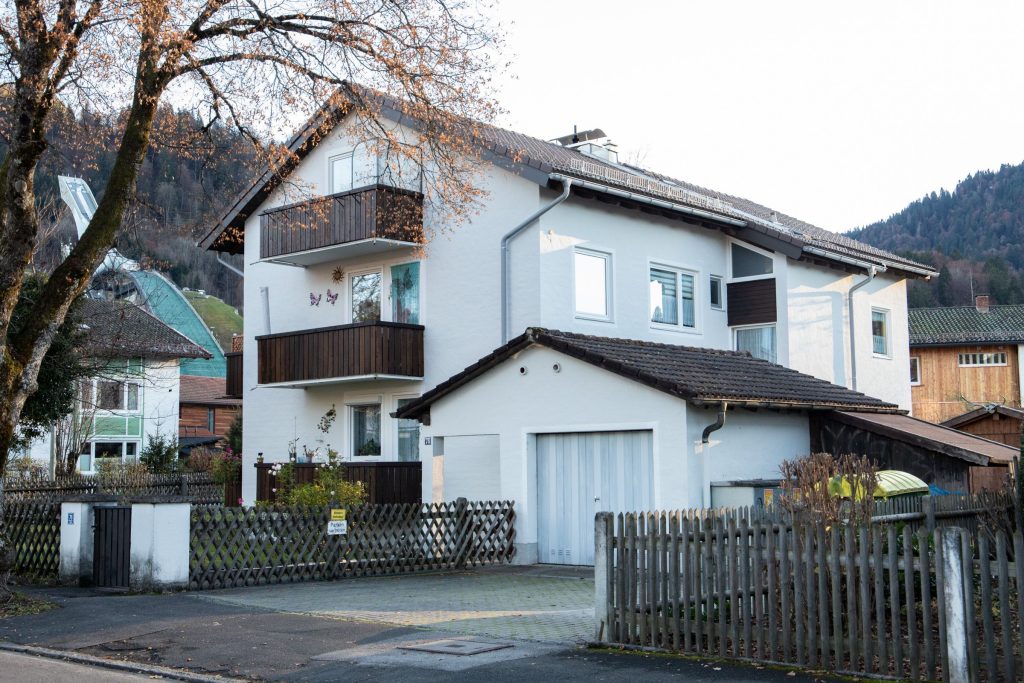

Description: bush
[3,453,48,479]
[140,431,180,473]
[269,457,366,507]
[778,452,878,526]
[95,458,149,483]
[226,413,242,454]
[186,446,218,473]
[210,448,242,484]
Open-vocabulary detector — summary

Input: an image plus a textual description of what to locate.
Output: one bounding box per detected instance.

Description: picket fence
[596,507,1023,683]
[190,500,516,590]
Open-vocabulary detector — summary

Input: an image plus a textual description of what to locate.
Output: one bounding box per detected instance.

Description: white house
[23,298,210,473]
[199,90,938,535]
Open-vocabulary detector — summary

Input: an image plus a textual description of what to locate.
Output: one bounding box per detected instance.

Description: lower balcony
[256,321,424,388]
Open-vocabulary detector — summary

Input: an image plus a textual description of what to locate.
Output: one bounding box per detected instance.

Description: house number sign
[327,508,347,535]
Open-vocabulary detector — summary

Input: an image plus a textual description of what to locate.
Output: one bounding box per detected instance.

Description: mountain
[849,162,1024,308]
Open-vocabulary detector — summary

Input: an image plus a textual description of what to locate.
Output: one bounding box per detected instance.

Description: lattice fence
[189,500,515,590]
[3,501,61,579]
[5,472,223,504]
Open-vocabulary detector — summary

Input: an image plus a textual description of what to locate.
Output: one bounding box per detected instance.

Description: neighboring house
[178,375,242,453]
[908,296,1024,423]
[199,90,937,518]
[24,298,210,473]
[942,404,1024,448]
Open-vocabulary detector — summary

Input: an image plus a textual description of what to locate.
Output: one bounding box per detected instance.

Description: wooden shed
[811,410,1016,494]
[941,404,1024,448]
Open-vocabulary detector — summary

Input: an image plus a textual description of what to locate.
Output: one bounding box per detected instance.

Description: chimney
[975,294,990,314]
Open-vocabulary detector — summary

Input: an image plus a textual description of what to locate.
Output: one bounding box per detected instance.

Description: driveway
[194,564,596,644]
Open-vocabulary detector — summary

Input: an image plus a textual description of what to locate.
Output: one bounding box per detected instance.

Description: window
[649,266,696,329]
[85,441,139,471]
[352,404,382,457]
[574,249,612,320]
[126,383,139,411]
[207,408,215,433]
[735,325,777,363]
[329,152,354,194]
[351,271,382,323]
[396,398,420,462]
[910,357,921,385]
[95,380,139,411]
[390,262,420,324]
[731,244,773,279]
[871,309,890,356]
[958,352,1008,367]
[710,275,724,310]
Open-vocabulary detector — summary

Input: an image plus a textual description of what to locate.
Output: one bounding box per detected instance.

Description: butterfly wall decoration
[326,289,339,305]
[309,292,322,306]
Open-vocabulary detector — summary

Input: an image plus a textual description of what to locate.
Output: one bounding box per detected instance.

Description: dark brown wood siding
[255,462,421,504]
[259,184,423,259]
[256,322,424,384]
[180,404,240,437]
[727,278,777,327]
[225,351,243,398]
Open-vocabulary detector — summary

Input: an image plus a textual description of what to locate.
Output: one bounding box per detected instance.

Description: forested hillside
[4,104,253,306]
[850,162,1024,308]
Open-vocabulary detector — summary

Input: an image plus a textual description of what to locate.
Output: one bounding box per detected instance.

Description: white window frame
[957,351,1008,367]
[710,275,725,311]
[80,440,141,473]
[572,247,614,323]
[91,378,142,414]
[871,307,892,358]
[910,356,921,386]
[348,266,384,324]
[648,261,700,333]
[733,323,778,364]
[728,239,775,283]
[394,394,422,462]
[328,151,355,195]
[348,397,385,460]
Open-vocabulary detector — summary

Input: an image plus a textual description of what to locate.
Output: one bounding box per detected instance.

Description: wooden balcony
[225,351,243,398]
[259,184,424,266]
[256,321,424,387]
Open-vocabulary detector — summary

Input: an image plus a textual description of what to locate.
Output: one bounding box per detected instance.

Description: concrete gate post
[940,527,969,683]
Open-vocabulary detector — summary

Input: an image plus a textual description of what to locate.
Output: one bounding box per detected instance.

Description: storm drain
[397,639,512,656]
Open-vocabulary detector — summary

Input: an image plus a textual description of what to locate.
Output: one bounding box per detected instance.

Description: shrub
[186,446,218,473]
[210,448,242,484]
[2,453,48,479]
[778,452,878,526]
[140,431,180,473]
[269,457,366,507]
[95,458,149,483]
[226,413,242,454]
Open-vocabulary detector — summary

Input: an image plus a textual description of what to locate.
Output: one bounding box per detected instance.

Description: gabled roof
[79,298,211,360]
[830,411,1017,466]
[941,403,1024,429]
[199,86,935,279]
[909,304,1024,346]
[394,328,899,422]
[180,375,242,407]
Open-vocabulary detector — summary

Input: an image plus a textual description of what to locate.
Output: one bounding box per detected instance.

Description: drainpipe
[501,177,573,343]
[848,265,880,392]
[701,402,728,444]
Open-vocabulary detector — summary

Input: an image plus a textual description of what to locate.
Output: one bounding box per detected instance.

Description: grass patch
[0,591,56,619]
[183,291,243,351]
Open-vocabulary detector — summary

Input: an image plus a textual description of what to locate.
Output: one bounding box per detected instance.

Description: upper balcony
[256,321,424,388]
[259,184,424,267]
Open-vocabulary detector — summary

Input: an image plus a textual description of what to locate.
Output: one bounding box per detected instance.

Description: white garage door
[537,430,654,565]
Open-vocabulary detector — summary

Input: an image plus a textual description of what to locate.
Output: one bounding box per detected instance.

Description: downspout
[848,265,879,392]
[501,177,573,343]
[701,402,728,444]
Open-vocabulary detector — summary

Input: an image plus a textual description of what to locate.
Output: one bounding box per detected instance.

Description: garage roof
[394,328,899,422]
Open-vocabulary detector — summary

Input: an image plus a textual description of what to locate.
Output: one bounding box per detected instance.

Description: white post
[59,502,92,585]
[940,528,969,683]
[129,502,191,591]
[594,512,613,642]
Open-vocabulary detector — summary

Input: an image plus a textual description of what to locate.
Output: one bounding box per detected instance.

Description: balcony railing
[225,351,243,398]
[259,184,424,266]
[256,321,424,387]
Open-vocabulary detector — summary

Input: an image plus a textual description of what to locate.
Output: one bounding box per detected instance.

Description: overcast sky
[492,1,1024,232]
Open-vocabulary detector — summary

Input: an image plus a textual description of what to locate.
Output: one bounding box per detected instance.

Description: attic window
[731,244,773,279]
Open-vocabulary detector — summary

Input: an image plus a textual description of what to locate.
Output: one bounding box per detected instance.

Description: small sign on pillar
[327,508,347,535]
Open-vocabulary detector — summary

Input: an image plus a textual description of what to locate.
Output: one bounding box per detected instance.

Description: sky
[491,1,1024,232]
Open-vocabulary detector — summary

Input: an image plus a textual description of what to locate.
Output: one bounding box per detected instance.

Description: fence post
[940,527,969,683]
[594,511,614,643]
[454,497,470,569]
[923,496,936,535]
[179,475,188,497]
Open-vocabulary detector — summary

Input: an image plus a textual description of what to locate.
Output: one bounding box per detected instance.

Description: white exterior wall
[421,345,811,561]
[786,263,911,410]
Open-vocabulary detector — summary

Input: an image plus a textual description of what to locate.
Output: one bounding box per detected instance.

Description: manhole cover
[398,639,512,656]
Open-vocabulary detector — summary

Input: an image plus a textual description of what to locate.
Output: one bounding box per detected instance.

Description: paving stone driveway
[195,564,595,644]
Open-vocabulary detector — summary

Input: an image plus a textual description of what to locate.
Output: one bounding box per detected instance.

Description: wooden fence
[189,499,515,590]
[4,472,224,504]
[596,507,1023,682]
[254,462,421,505]
[2,500,61,579]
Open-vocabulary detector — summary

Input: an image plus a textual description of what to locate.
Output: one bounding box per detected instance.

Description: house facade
[908,297,1024,423]
[24,299,210,473]
[178,375,242,453]
[200,93,936,513]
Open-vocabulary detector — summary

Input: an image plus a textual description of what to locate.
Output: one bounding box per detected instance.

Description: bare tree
[0,0,504,474]
[51,380,96,476]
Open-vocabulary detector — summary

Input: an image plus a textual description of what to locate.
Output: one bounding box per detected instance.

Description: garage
[537,430,654,565]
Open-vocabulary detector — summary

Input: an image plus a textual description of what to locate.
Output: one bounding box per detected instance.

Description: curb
[0,642,245,682]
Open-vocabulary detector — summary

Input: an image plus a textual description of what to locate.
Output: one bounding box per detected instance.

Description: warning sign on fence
[327,508,347,535]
